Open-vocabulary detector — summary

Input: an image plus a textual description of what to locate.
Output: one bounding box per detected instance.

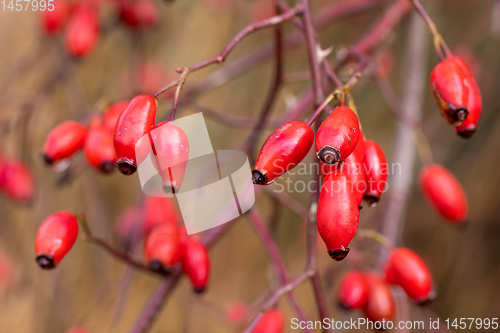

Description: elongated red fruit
[430,56,470,125]
[0,159,35,204]
[103,100,129,131]
[363,273,395,325]
[420,164,468,223]
[252,121,314,185]
[384,248,434,304]
[182,237,210,293]
[120,0,158,30]
[144,224,181,273]
[114,94,157,175]
[315,106,360,165]
[150,122,190,194]
[338,271,369,310]
[41,0,69,35]
[453,57,482,138]
[143,196,179,234]
[363,140,387,206]
[84,124,116,173]
[317,171,359,261]
[35,211,79,269]
[65,5,100,58]
[252,308,285,333]
[321,133,367,207]
[43,121,87,165]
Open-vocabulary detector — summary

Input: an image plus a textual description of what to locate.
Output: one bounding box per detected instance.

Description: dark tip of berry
[457,127,476,139]
[117,160,137,176]
[364,194,380,207]
[162,183,179,195]
[100,161,115,174]
[36,254,56,269]
[318,146,340,165]
[251,170,267,185]
[456,108,468,122]
[328,248,350,261]
[194,287,206,294]
[42,154,53,165]
[358,204,363,210]
[338,301,352,311]
[149,260,166,273]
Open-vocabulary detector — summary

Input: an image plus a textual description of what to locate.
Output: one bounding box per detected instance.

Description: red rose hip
[338,270,369,310]
[0,159,35,204]
[43,121,87,165]
[384,248,434,304]
[252,121,314,185]
[114,94,157,175]
[35,211,79,269]
[420,164,468,223]
[317,171,359,261]
[430,56,470,125]
[144,224,181,273]
[363,273,395,325]
[252,308,285,333]
[65,5,100,58]
[363,140,387,206]
[84,124,117,173]
[315,106,360,165]
[182,237,210,293]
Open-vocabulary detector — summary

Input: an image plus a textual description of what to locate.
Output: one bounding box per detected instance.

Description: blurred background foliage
[0,0,499,332]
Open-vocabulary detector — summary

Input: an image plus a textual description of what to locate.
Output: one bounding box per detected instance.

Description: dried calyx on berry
[315,106,360,165]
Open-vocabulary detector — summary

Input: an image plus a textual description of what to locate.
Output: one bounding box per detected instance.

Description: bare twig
[380,12,428,250]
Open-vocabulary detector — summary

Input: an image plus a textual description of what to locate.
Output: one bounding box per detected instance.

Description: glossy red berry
[144,224,181,273]
[182,237,210,293]
[143,196,179,234]
[114,94,157,175]
[41,0,69,35]
[453,57,482,138]
[65,5,100,58]
[363,140,387,206]
[430,56,471,125]
[0,159,35,204]
[363,273,396,324]
[43,121,87,165]
[420,164,468,223]
[317,171,359,261]
[103,100,129,131]
[384,248,434,304]
[120,0,158,29]
[338,271,369,310]
[35,211,79,269]
[148,122,190,194]
[315,106,360,165]
[252,121,314,185]
[252,308,285,333]
[84,122,117,173]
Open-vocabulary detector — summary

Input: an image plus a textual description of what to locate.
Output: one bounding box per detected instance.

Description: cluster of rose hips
[34,203,211,293]
[41,0,158,58]
[252,105,388,261]
[338,248,433,326]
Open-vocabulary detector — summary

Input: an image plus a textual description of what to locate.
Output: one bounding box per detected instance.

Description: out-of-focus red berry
[182,237,210,293]
[251,308,285,333]
[120,0,158,30]
[0,159,35,204]
[65,4,100,58]
[41,0,69,35]
[43,121,87,165]
[338,271,369,310]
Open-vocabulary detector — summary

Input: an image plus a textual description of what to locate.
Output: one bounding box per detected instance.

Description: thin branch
[243,270,313,333]
[380,12,428,251]
[249,209,310,331]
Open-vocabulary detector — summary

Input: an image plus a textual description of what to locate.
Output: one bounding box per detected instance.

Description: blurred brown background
[0,0,499,332]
